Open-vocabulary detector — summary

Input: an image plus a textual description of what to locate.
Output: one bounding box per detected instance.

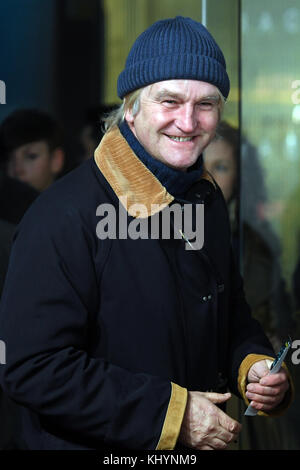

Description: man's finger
[200,392,231,404]
[249,399,284,412]
[215,426,239,445]
[208,437,228,450]
[247,383,283,396]
[260,372,289,386]
[246,392,284,405]
[218,408,242,434]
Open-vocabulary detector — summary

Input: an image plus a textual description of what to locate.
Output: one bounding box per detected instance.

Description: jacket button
[195,193,204,203]
[207,294,212,300]
[202,296,207,301]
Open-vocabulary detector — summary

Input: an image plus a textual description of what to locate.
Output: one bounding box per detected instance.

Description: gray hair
[102,88,144,133]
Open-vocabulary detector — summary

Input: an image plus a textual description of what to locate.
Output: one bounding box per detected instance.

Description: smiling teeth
[169,136,193,142]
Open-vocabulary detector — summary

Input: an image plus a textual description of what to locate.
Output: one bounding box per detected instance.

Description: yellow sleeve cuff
[156,382,187,450]
[238,353,294,417]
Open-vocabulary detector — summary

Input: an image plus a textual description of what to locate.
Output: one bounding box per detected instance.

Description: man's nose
[175,105,197,133]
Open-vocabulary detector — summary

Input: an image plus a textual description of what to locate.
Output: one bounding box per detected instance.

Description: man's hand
[178,391,242,450]
[246,359,289,412]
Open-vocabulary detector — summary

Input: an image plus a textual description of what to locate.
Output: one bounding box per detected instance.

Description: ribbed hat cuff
[117,54,229,99]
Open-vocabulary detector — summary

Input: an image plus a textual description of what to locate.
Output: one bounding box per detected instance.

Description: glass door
[205,0,300,450]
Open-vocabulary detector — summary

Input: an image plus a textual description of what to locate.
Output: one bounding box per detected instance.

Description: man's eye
[163,100,177,105]
[199,101,214,108]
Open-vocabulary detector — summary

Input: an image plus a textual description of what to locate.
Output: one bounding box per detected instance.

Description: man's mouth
[167,135,194,142]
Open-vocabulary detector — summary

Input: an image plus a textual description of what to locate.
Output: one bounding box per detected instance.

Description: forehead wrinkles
[144,80,220,102]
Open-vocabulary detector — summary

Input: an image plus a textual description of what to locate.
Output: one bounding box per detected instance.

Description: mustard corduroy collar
[94,126,215,218]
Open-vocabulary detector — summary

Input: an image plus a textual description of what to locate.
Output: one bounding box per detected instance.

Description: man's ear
[124,107,135,125]
[50,148,65,175]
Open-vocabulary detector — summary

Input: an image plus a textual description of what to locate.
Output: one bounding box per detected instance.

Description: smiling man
[125,80,222,171]
[0,16,293,451]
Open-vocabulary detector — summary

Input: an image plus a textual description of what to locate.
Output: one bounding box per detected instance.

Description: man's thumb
[203,392,231,404]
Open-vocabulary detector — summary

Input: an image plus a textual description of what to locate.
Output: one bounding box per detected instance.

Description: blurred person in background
[204,121,294,348]
[0,113,38,449]
[0,108,65,193]
[0,107,65,449]
[204,121,296,449]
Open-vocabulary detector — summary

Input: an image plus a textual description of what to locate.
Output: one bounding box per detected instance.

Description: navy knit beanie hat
[117,16,230,99]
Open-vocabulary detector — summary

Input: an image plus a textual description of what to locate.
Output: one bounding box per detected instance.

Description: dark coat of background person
[0,170,38,449]
[0,219,15,296]
[0,171,39,225]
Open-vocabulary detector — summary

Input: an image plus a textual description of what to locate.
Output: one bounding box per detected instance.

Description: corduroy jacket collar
[94,126,215,218]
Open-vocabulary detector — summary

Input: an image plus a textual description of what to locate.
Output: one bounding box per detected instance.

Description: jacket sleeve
[0,196,186,450]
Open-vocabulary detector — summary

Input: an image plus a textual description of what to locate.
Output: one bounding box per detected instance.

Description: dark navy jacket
[0,127,275,450]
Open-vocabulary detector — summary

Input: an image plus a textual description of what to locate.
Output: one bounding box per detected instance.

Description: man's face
[7,140,61,192]
[125,79,221,171]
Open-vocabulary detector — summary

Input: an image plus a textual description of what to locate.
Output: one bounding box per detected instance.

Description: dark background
[0,0,104,169]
